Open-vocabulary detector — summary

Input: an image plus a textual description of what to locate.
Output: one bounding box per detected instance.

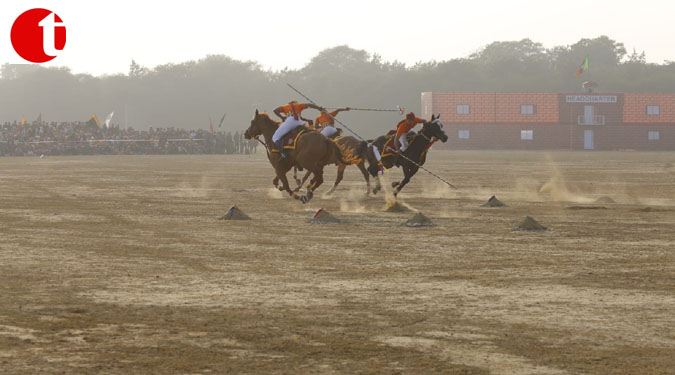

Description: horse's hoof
[277,186,284,191]
[300,195,309,204]
[391,181,400,188]
[306,190,314,201]
[295,179,302,186]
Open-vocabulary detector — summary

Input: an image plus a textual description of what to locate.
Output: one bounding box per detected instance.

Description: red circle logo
[10,8,66,63]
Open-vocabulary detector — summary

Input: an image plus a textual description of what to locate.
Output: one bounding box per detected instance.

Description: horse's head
[244,109,267,139]
[423,114,448,143]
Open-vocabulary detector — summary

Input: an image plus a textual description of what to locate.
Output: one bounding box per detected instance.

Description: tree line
[2,36,674,138]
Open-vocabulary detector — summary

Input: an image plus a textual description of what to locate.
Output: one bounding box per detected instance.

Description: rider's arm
[273,107,286,121]
[407,118,425,132]
[305,103,324,112]
[333,107,351,115]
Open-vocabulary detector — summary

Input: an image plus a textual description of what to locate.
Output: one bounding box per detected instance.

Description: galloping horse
[368,114,448,196]
[244,110,345,203]
[294,134,379,195]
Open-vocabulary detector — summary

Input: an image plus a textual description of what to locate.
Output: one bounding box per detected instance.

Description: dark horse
[367,114,448,197]
[244,110,345,203]
[294,134,379,195]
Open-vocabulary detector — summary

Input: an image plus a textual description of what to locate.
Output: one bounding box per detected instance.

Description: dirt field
[1,151,674,374]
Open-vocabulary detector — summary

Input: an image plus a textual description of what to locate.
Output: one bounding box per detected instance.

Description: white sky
[2,0,674,76]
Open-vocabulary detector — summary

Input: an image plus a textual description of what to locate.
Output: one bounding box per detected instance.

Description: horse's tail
[355,140,378,166]
[366,136,388,177]
[358,141,378,178]
[326,137,348,166]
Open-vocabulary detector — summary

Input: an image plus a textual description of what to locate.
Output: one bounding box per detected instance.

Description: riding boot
[274,139,286,159]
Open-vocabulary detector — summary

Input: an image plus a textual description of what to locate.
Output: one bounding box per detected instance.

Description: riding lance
[325,106,405,114]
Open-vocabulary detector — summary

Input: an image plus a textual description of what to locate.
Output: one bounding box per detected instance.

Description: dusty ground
[1,151,674,374]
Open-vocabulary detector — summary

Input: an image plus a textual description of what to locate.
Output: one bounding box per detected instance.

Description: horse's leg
[356,161,370,195]
[373,176,382,195]
[394,165,418,197]
[392,164,407,197]
[304,172,318,193]
[293,166,302,186]
[302,170,313,190]
[273,176,283,191]
[325,164,346,195]
[392,161,402,188]
[384,155,401,188]
[303,166,324,203]
[276,164,301,201]
[293,170,312,192]
[370,155,389,195]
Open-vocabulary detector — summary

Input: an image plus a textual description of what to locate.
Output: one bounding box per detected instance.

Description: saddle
[272,126,308,153]
[381,131,416,157]
[326,128,343,140]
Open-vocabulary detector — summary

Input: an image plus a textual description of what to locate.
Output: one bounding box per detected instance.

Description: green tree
[1,37,675,136]
[128,59,149,78]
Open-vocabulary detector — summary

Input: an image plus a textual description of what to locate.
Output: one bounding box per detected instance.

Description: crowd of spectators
[0,120,257,157]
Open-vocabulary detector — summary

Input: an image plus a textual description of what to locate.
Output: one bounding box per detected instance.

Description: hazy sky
[2,0,674,76]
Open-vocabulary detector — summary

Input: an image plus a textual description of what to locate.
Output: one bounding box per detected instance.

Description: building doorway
[584,130,594,150]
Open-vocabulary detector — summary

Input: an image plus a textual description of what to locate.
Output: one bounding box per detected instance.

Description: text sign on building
[566,95,618,103]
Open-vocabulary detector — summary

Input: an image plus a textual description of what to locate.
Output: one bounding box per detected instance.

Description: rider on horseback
[273,101,323,159]
[394,112,425,165]
[315,107,350,138]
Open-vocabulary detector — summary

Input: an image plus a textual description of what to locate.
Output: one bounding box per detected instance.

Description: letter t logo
[38,12,65,57]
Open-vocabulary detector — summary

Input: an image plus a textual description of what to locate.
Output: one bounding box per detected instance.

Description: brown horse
[244,110,345,203]
[294,135,378,195]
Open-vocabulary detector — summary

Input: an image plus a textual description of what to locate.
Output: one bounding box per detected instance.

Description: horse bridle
[418,131,433,143]
[253,134,266,148]
[250,115,278,160]
[252,135,272,161]
[417,120,439,143]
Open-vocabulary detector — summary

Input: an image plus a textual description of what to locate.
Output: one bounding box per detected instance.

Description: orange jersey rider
[315,107,350,138]
[395,112,425,153]
[272,101,322,158]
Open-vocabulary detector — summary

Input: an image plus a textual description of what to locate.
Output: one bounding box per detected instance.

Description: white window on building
[648,131,660,140]
[456,104,470,115]
[647,105,660,115]
[458,130,470,139]
[520,130,533,140]
[520,104,535,115]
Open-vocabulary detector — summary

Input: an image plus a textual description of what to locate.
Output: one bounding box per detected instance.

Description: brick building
[421,92,675,150]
